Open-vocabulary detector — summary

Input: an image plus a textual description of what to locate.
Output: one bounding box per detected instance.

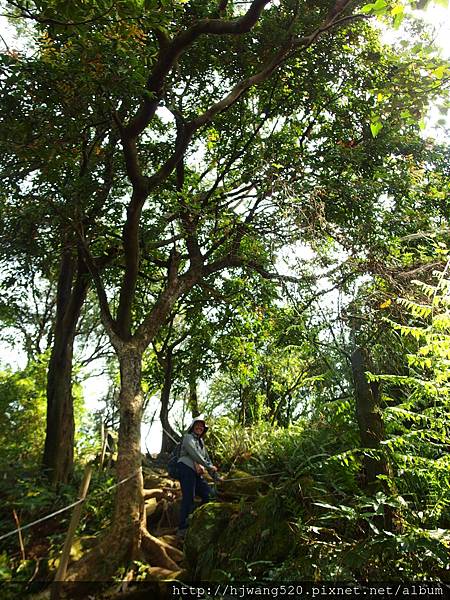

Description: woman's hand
[195,463,205,475]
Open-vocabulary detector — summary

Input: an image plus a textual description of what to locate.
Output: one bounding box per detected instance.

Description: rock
[218,469,269,498]
[184,502,239,580]
[184,491,297,581]
[142,466,179,490]
[142,468,166,489]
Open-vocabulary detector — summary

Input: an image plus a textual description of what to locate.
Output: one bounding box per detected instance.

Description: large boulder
[184,491,297,581]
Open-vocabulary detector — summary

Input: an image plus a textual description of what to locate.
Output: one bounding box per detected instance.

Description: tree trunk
[66,346,181,582]
[188,374,200,417]
[159,351,179,454]
[43,248,89,485]
[351,346,393,529]
[238,385,252,425]
[113,347,146,558]
[65,268,204,580]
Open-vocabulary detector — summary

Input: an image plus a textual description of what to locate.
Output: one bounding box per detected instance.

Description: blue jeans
[178,462,211,530]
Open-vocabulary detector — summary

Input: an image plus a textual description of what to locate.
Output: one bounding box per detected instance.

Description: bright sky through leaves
[0,1,449,453]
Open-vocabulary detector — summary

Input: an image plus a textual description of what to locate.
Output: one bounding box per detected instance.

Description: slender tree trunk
[43,248,89,485]
[351,346,393,529]
[286,393,292,426]
[159,351,179,454]
[351,347,388,485]
[239,385,251,425]
[188,374,200,417]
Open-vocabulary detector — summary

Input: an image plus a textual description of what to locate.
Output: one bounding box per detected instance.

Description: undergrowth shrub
[204,273,450,581]
[210,405,450,580]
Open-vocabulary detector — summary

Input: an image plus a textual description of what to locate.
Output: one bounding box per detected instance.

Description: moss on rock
[184,490,298,581]
[219,469,269,498]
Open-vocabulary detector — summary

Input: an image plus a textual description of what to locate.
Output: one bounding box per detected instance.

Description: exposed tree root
[64,520,183,584]
[140,528,180,570]
[64,527,132,582]
[61,469,184,587]
[143,488,164,501]
[155,536,184,563]
[107,569,182,600]
[147,566,182,578]
[149,497,181,532]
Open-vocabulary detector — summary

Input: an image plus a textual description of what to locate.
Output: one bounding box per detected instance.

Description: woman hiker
[177,414,219,538]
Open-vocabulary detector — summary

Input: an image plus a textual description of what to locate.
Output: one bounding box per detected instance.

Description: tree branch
[141,1,365,206]
[74,236,121,348]
[134,249,195,352]
[4,0,116,25]
[123,0,272,139]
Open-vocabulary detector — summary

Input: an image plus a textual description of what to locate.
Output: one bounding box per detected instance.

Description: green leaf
[370,120,383,137]
[314,502,339,511]
[360,3,375,13]
[393,12,404,29]
[433,66,446,80]
[391,4,404,15]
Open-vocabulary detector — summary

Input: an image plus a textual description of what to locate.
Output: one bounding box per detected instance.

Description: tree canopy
[0,0,450,590]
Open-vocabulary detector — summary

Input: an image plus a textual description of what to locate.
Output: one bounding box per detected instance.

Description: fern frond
[397,298,432,319]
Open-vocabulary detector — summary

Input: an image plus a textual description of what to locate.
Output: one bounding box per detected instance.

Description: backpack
[167,441,182,479]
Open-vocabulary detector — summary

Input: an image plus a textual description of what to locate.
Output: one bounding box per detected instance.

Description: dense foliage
[0,0,449,594]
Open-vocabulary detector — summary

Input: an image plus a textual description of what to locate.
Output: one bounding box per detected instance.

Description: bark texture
[351,347,389,485]
[188,373,200,418]
[351,346,393,529]
[43,248,89,485]
[113,348,146,557]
